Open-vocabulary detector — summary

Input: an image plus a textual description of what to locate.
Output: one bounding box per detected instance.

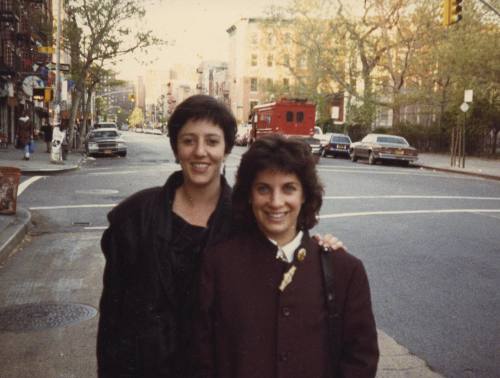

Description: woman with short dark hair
[197,135,379,378]
[97,95,237,377]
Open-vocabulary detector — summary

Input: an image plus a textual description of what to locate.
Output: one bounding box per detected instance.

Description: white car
[313,126,333,148]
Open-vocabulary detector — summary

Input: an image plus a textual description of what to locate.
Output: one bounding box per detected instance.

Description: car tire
[118,151,127,157]
[368,151,376,165]
[350,149,358,162]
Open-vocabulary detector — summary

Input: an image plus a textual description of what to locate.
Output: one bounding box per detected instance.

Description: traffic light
[443,0,463,26]
[44,88,53,102]
[33,88,45,101]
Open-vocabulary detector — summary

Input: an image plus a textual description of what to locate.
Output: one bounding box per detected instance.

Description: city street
[0,132,499,377]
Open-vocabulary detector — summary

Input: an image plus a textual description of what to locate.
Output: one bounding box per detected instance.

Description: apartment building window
[283,54,290,66]
[267,54,273,67]
[251,54,258,66]
[266,78,273,88]
[250,78,258,92]
[284,32,291,44]
[286,111,294,122]
[283,78,289,90]
[297,55,306,68]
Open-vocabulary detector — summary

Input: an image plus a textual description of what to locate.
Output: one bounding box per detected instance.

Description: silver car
[350,133,418,166]
[85,128,127,157]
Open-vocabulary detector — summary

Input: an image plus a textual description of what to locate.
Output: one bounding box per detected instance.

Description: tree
[62,0,162,148]
[128,107,144,128]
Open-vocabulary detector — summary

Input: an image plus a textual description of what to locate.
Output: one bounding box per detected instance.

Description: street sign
[460,102,469,113]
[464,89,473,103]
[46,63,71,72]
[38,46,55,54]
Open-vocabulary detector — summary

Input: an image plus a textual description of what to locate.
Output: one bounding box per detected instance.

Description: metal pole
[462,112,466,168]
[54,0,62,121]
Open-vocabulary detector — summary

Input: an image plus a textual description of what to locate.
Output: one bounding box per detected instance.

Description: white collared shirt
[270,231,304,263]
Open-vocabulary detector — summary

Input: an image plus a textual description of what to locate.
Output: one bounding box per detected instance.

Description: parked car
[85,128,127,157]
[94,122,118,130]
[290,136,322,156]
[322,133,352,158]
[313,127,332,149]
[349,133,418,166]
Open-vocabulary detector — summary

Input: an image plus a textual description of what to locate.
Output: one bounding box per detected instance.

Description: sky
[115,0,289,82]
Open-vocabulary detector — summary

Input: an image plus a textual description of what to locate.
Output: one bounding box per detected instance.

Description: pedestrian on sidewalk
[96,95,345,377]
[196,135,379,378]
[17,114,33,160]
[40,118,52,153]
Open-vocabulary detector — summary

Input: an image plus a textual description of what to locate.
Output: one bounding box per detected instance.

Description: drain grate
[0,302,97,332]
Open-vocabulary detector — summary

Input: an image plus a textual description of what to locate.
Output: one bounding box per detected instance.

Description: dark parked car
[85,128,127,157]
[349,133,418,166]
[322,133,352,158]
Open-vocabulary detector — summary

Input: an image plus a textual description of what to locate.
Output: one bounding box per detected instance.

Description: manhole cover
[0,302,97,332]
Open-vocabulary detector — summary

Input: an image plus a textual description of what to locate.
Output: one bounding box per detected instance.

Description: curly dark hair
[167,95,237,155]
[232,135,324,231]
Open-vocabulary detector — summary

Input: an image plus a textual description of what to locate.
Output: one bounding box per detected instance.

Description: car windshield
[93,131,118,138]
[331,136,350,143]
[377,136,408,145]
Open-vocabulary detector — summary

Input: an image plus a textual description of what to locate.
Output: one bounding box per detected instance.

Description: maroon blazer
[196,230,379,378]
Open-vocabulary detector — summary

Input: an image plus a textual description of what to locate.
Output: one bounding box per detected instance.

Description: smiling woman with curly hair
[196,135,379,378]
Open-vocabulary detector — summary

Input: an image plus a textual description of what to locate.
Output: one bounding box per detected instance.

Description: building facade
[0,0,54,144]
[196,60,230,106]
[226,18,346,125]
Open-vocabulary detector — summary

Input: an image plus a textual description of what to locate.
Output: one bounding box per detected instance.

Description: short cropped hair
[167,95,237,155]
[232,135,324,231]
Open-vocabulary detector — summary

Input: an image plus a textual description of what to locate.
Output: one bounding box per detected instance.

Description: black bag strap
[320,247,339,376]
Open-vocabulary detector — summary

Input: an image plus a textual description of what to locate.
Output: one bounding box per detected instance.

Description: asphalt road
[3,131,500,377]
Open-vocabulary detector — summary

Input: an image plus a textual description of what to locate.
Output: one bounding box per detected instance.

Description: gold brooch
[297,248,307,262]
[279,266,297,292]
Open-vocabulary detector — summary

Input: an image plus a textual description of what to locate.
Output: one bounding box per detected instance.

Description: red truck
[249,99,317,145]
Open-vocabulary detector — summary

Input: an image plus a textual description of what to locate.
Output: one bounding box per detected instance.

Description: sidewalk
[1,148,498,377]
[0,138,83,174]
[0,138,83,263]
[416,153,500,181]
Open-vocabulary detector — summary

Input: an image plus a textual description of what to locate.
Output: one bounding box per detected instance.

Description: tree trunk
[67,87,83,151]
[492,128,499,156]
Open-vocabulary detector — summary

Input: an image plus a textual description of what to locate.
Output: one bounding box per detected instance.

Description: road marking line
[29,204,116,210]
[317,167,481,179]
[320,209,500,219]
[88,170,143,176]
[18,176,44,195]
[323,195,500,201]
[84,226,107,230]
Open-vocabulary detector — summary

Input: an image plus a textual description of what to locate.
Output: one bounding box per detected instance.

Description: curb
[0,207,31,264]
[416,164,500,181]
[20,164,80,175]
[19,154,85,175]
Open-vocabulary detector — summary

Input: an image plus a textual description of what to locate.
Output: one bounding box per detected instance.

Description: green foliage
[129,108,144,128]
[268,0,499,154]
[62,0,163,145]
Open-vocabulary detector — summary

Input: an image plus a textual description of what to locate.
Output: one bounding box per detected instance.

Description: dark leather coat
[97,171,233,377]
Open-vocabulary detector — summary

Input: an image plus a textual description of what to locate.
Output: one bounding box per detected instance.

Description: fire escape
[0,0,21,76]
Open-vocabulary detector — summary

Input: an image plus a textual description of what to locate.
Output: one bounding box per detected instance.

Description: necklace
[182,186,195,207]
